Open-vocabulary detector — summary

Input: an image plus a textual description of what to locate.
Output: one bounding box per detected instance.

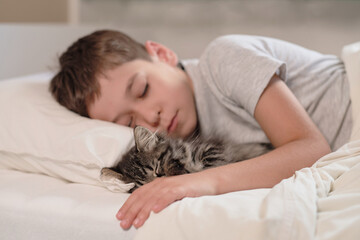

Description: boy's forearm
[199,136,331,195]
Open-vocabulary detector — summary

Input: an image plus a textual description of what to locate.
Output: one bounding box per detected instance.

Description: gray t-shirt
[182,35,352,150]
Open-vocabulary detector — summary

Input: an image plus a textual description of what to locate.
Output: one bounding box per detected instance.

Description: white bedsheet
[134,140,360,240]
[1,140,359,240]
[0,169,136,240]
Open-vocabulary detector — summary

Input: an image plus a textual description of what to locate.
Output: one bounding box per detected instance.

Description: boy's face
[88,58,198,139]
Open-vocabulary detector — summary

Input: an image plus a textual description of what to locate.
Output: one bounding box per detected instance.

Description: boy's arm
[116,74,331,229]
[206,74,331,193]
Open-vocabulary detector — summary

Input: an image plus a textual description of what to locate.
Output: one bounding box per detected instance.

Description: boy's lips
[167,112,178,134]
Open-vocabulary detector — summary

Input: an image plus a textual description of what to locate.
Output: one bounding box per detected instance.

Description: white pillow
[342,41,360,141]
[0,72,134,192]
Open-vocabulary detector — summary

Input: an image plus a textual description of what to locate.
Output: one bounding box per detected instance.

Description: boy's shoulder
[199,34,268,65]
[205,34,250,50]
[202,34,268,58]
[205,34,268,49]
[200,34,307,64]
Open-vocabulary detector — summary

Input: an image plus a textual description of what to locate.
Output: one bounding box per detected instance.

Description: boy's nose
[136,112,160,130]
[134,105,161,129]
[147,111,160,127]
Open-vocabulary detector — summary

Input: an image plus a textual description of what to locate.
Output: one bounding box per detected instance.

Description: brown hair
[49,30,151,117]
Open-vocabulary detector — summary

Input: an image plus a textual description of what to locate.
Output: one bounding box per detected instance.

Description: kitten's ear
[134,126,159,152]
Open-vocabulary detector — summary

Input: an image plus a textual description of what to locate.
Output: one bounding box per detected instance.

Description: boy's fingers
[131,187,167,227]
[132,206,153,228]
[119,185,161,229]
[117,177,186,229]
[120,219,132,229]
[117,183,151,220]
[117,190,139,218]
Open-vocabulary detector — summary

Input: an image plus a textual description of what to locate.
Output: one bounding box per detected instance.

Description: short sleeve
[199,35,286,116]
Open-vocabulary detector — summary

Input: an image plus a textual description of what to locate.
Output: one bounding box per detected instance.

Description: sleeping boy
[50,30,352,229]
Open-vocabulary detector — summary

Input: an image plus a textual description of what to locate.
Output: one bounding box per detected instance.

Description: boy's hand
[116,172,217,229]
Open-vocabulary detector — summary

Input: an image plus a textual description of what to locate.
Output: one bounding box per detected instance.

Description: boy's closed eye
[140,83,149,98]
[128,76,148,127]
[131,73,148,98]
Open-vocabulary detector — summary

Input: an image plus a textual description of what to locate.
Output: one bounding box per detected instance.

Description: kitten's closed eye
[110,126,273,193]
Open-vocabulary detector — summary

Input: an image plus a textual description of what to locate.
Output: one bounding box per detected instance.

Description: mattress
[0,169,136,240]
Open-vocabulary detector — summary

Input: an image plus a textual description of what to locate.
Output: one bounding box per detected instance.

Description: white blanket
[134,140,360,240]
[2,122,358,240]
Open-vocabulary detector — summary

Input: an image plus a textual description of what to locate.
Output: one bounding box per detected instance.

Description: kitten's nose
[154,162,165,177]
[153,171,164,177]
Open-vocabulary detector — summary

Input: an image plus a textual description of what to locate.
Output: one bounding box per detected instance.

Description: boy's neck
[178,61,195,95]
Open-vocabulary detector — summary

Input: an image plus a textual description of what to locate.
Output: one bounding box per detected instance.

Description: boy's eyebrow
[112,72,138,123]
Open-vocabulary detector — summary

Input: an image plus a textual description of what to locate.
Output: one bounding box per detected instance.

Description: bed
[0,24,359,240]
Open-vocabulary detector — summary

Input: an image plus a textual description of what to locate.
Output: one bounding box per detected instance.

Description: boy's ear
[145,40,178,67]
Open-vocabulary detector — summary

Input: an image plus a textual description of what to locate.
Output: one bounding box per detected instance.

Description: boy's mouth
[167,111,178,134]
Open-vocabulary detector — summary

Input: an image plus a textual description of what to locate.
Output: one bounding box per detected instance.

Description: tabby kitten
[102,126,272,193]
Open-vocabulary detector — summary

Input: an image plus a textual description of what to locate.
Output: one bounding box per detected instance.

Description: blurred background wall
[0,0,359,60]
[0,0,76,23]
[77,0,360,59]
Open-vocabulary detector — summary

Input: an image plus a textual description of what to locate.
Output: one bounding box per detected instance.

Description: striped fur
[111,126,272,193]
